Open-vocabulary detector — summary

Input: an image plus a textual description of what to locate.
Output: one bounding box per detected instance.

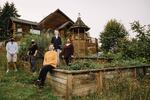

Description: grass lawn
[0,49,59,100]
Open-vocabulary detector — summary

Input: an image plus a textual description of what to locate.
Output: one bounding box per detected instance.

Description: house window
[17,28,22,32]
[30,29,40,35]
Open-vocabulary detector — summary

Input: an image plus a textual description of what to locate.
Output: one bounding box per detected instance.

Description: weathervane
[78,13,81,18]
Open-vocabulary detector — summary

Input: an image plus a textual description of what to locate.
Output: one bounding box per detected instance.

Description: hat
[10,37,14,41]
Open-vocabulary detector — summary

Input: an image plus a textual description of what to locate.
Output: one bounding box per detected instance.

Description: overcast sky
[0,0,150,38]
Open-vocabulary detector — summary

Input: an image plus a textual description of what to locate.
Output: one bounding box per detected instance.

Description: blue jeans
[29,55,36,72]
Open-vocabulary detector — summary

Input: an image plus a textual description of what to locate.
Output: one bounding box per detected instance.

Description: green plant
[18,34,51,60]
[0,50,58,100]
[99,19,128,53]
[0,2,20,38]
[59,60,103,70]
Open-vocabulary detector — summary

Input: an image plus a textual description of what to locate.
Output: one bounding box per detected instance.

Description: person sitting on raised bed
[34,44,57,88]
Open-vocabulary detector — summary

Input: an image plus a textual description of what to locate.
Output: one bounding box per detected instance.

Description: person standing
[35,44,57,88]
[6,37,18,73]
[61,38,74,66]
[27,39,38,72]
[51,30,62,65]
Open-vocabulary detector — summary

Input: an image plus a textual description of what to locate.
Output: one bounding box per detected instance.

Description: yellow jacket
[43,50,57,68]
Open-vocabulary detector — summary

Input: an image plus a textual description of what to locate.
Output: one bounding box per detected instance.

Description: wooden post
[143,66,147,76]
[12,22,16,37]
[78,28,80,57]
[66,74,73,100]
[133,68,137,78]
[96,71,103,92]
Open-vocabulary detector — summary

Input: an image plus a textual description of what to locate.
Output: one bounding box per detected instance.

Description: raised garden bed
[73,57,113,64]
[47,65,150,100]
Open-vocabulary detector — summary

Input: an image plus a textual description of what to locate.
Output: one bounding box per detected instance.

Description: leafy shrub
[59,56,149,70]
[59,60,103,70]
[101,52,149,67]
[18,34,51,60]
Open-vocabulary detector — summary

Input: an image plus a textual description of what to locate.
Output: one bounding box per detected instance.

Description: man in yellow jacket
[35,44,57,87]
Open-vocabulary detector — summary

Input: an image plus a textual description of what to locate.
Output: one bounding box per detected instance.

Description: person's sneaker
[34,80,44,89]
[6,69,9,73]
[34,80,41,86]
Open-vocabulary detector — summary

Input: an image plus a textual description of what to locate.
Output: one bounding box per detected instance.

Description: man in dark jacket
[51,30,62,65]
[27,39,38,72]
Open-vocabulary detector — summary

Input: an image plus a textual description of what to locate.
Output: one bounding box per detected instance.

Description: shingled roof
[10,17,38,26]
[38,9,74,30]
[70,16,90,31]
[58,21,74,30]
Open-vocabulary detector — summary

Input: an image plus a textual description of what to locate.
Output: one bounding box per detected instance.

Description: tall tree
[0,6,3,37]
[131,21,150,41]
[99,19,128,53]
[130,21,150,60]
[0,2,20,38]
[0,6,2,12]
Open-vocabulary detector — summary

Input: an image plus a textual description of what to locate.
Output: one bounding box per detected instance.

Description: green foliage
[59,54,149,70]
[69,60,99,70]
[131,21,148,40]
[0,6,2,11]
[99,19,128,53]
[0,71,58,100]
[127,21,150,60]
[101,52,149,67]
[0,51,58,100]
[100,20,150,61]
[117,38,138,59]
[18,34,51,60]
[60,60,102,70]
[0,2,20,38]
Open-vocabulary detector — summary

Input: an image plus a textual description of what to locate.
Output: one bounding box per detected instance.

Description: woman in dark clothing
[61,38,74,66]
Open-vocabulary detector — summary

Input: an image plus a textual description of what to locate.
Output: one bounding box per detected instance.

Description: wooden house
[38,9,74,38]
[39,9,98,56]
[10,17,40,38]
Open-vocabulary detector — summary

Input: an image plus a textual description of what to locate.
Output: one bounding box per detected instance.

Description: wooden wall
[72,39,98,57]
[47,65,150,100]
[11,22,38,37]
[73,40,87,57]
